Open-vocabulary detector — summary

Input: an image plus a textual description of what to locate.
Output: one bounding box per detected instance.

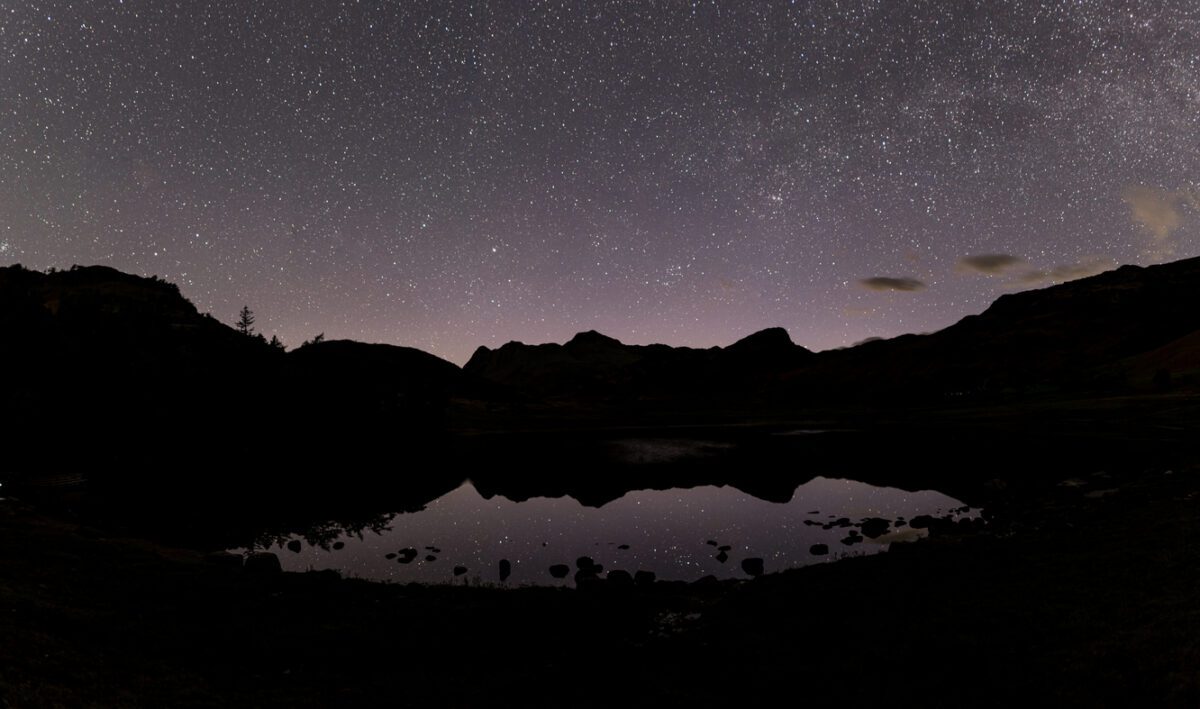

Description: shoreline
[3,443,1198,706]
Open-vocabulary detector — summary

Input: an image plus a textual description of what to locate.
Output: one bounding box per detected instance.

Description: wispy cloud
[1122,185,1198,258]
[858,276,926,292]
[957,253,1023,275]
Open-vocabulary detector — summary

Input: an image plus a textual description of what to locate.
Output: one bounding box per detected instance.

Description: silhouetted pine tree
[236,306,255,336]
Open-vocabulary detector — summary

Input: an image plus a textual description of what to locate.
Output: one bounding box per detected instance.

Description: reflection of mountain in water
[254,478,978,586]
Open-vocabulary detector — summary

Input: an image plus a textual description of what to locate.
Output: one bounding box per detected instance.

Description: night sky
[3,1,1198,364]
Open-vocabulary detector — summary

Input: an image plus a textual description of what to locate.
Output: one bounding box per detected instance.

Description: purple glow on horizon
[4,2,1198,363]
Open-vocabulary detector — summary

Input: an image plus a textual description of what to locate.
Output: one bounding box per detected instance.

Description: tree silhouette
[235,306,256,336]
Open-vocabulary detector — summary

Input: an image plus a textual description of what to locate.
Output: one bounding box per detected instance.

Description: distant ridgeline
[464,326,813,401]
[2,258,1200,474]
[465,255,1200,405]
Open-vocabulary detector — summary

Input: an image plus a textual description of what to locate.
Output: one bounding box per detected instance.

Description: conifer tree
[235,305,255,336]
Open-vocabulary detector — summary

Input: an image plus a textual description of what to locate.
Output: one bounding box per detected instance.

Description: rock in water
[286,540,302,553]
[740,558,764,577]
[809,544,829,556]
[245,552,282,575]
[859,518,891,539]
[499,559,512,582]
[607,570,633,586]
[549,564,570,579]
[909,515,935,529]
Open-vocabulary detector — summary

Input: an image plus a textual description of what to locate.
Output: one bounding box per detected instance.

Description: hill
[0,265,459,480]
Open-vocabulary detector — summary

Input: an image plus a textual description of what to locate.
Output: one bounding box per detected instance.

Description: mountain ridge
[3,255,1199,422]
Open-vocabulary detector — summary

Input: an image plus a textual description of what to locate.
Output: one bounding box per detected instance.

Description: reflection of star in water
[251,478,974,585]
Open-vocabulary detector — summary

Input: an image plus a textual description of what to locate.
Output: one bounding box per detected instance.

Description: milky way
[3,1,1198,363]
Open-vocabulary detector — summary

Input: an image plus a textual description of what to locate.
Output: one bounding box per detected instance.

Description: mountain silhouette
[465,326,812,401]
[464,256,1200,406]
[285,339,460,416]
[0,264,281,428]
[0,264,459,479]
[785,257,1200,403]
[3,255,1200,479]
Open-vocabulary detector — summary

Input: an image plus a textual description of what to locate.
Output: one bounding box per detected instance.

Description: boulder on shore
[245,552,282,575]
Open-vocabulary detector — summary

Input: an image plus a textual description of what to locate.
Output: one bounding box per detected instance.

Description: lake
[245,476,978,585]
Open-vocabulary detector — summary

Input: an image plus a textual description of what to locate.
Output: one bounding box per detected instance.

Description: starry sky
[3,1,1198,364]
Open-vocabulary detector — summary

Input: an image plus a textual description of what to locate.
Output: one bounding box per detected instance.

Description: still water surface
[254,476,975,585]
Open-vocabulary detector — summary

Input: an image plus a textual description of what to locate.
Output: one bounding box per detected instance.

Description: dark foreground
[3,401,1200,707]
